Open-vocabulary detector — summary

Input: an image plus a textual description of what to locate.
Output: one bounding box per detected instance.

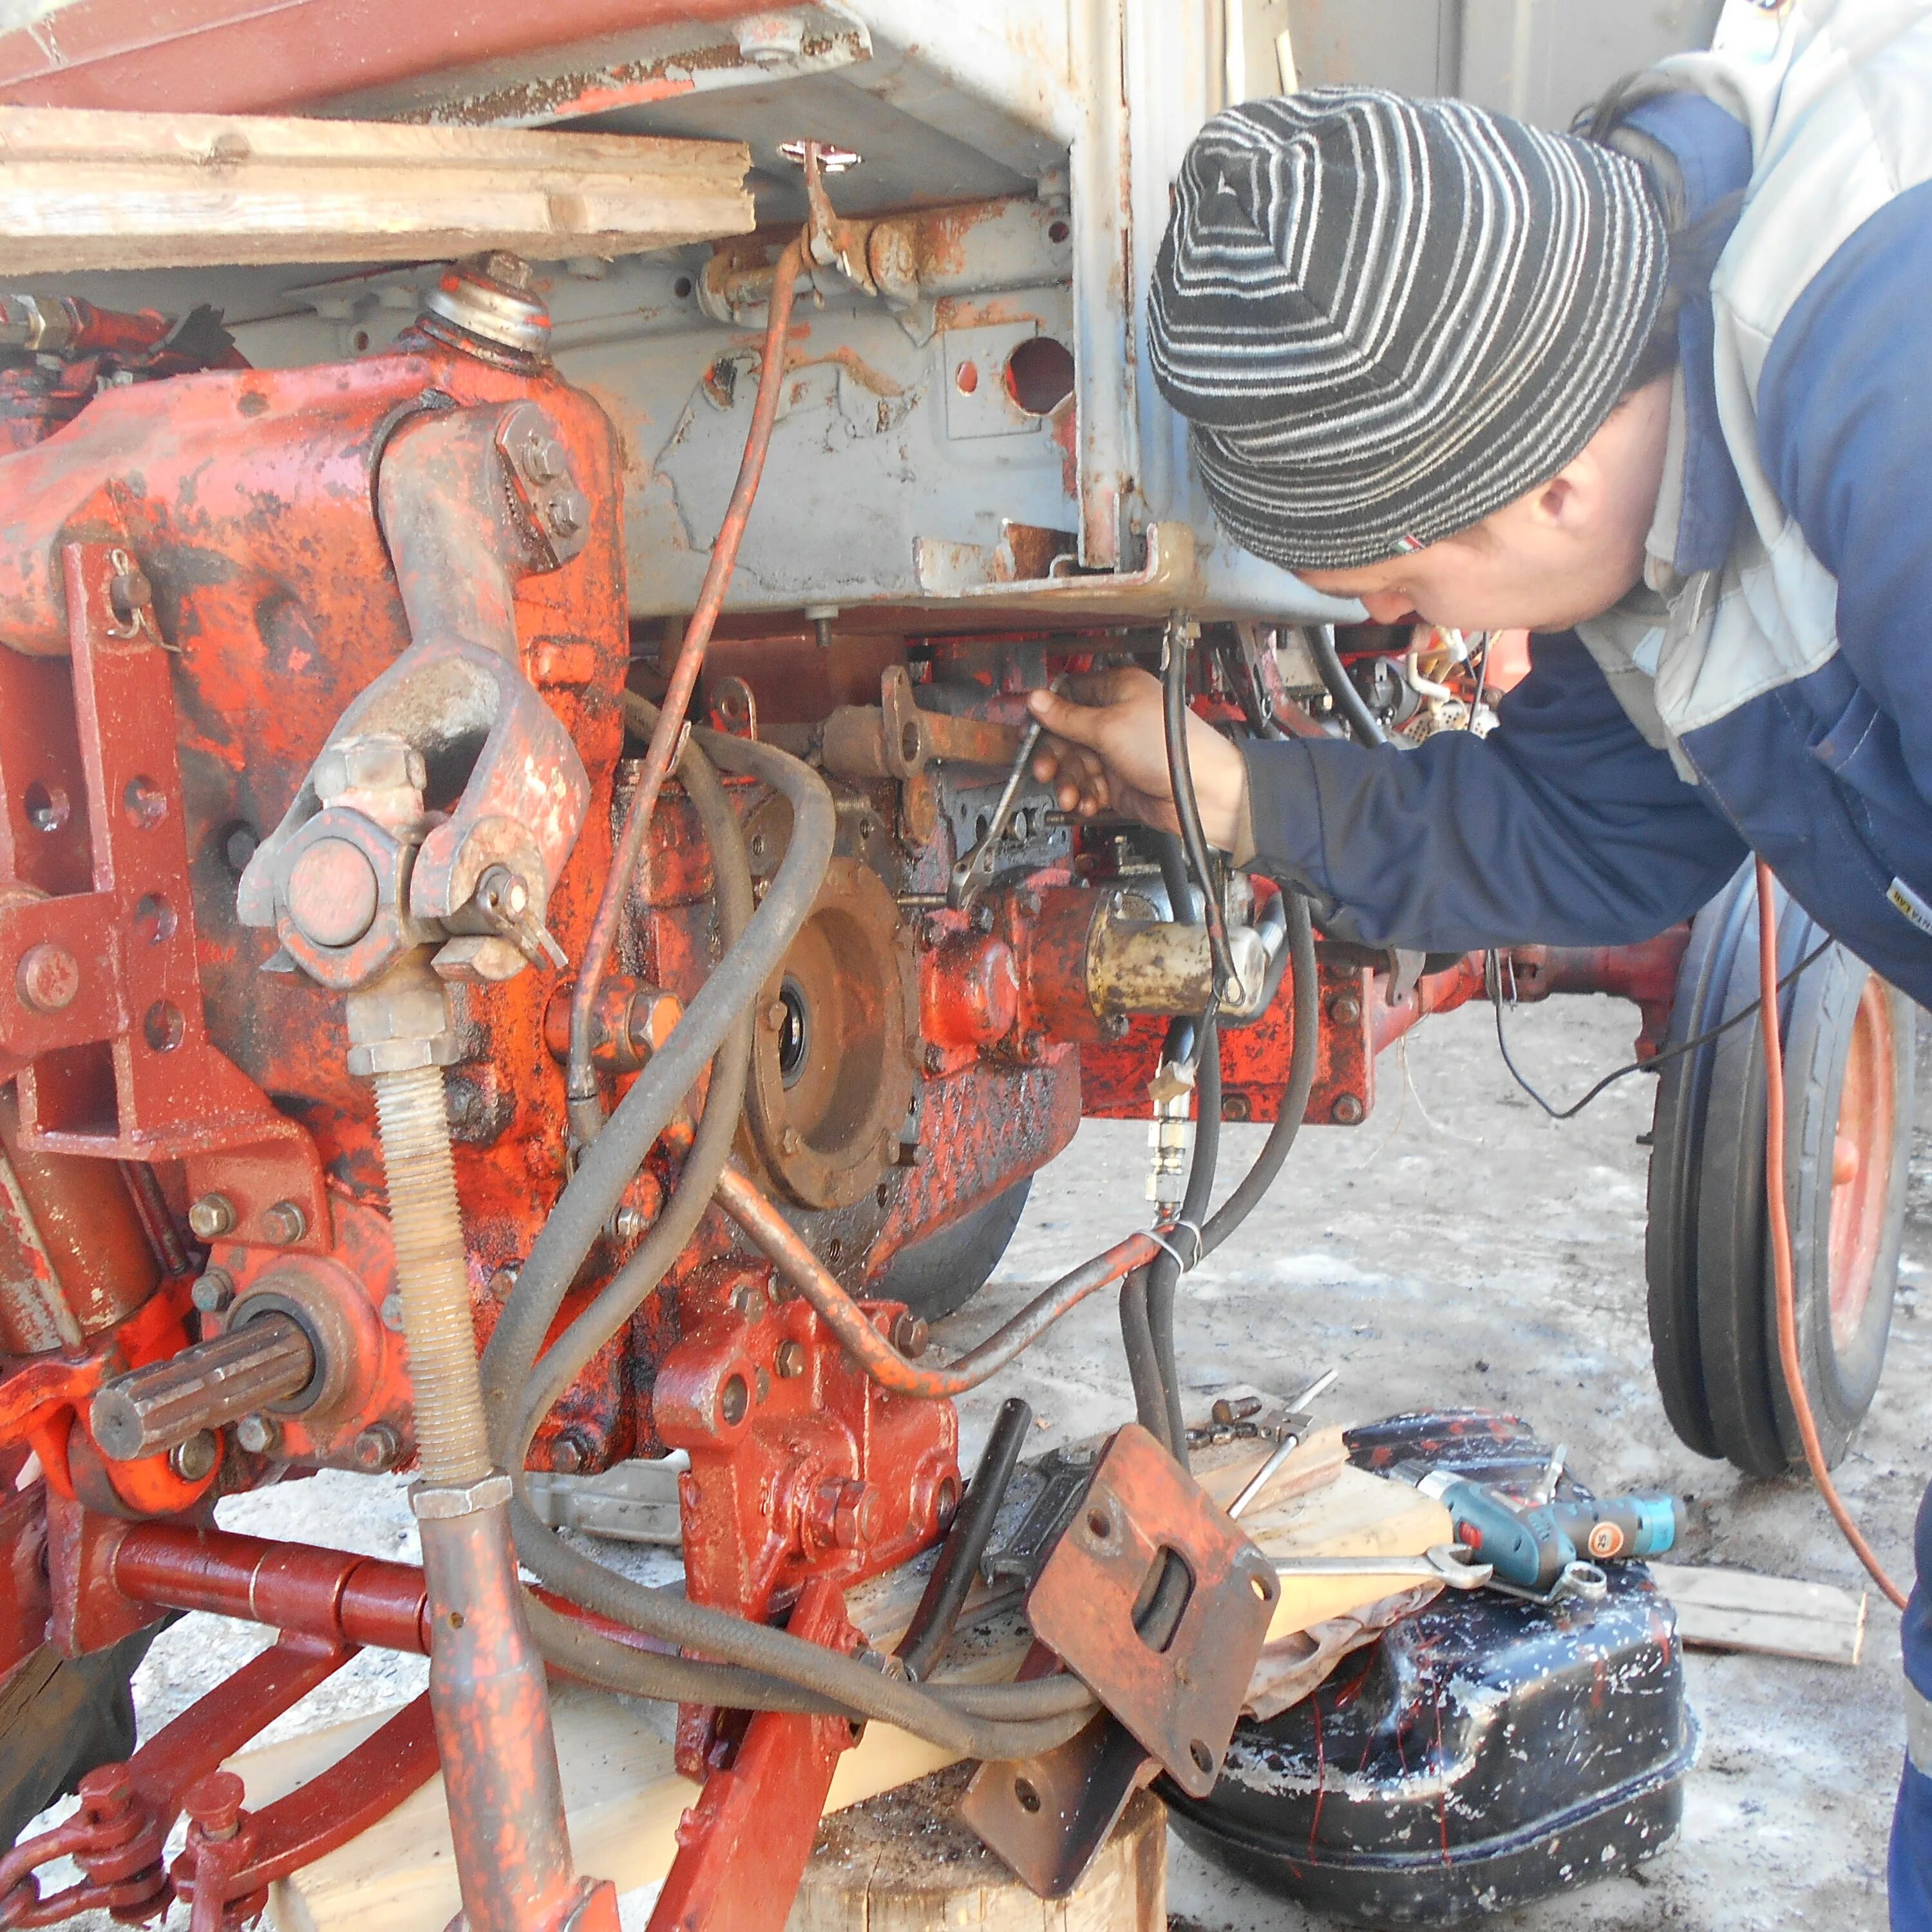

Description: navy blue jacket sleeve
[1756,177,1932,813]
[1240,633,1747,951]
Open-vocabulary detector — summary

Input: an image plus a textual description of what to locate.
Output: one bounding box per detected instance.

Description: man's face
[1295,376,1675,635]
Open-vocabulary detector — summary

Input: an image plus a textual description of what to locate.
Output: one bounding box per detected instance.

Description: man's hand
[1026,667,1251,852]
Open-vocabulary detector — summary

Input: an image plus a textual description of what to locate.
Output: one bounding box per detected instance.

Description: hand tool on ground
[1392,1462,1680,1596]
[1271,1544,1493,1590]
[1226,1368,1338,1520]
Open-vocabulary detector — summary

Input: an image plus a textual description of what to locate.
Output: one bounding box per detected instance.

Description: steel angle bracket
[960,1640,1155,1900]
[1023,1423,1277,1799]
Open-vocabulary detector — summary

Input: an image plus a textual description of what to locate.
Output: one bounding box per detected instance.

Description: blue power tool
[1393,1461,1682,1595]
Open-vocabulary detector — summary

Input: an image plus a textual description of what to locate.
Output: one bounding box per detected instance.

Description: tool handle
[1545,1493,1681,1562]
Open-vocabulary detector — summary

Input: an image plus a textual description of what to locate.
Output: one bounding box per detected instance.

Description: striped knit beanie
[1149,88,1669,571]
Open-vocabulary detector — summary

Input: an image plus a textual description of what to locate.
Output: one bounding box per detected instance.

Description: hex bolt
[261,1200,307,1245]
[544,489,588,540]
[349,1423,401,1473]
[15,941,80,1014]
[970,903,996,936]
[549,1432,590,1475]
[481,251,535,291]
[235,1412,280,1455]
[781,1127,803,1155]
[821,1479,880,1550]
[923,1044,947,1075]
[170,1431,220,1482]
[475,865,529,920]
[764,1001,788,1029]
[1328,990,1364,1027]
[518,433,566,482]
[607,1204,647,1244]
[190,1268,235,1314]
[182,1770,245,1842]
[487,1267,518,1299]
[775,1339,807,1379]
[891,1312,930,1359]
[1331,1092,1366,1126]
[76,1763,135,1824]
[187,1193,236,1240]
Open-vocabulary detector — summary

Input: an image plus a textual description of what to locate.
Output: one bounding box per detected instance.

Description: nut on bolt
[1328,989,1364,1027]
[1330,1092,1366,1126]
[191,1268,235,1314]
[891,1311,929,1358]
[188,1193,236,1240]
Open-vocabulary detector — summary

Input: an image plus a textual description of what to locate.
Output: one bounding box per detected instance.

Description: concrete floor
[32,993,1926,1929]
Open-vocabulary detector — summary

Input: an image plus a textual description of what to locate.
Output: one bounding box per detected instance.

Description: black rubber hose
[496,721,1095,1754]
[896,1396,1032,1682]
[478,713,835,1457]
[1201,891,1318,1257]
[1308,624,1388,747]
[1162,628,1239,1003]
[1144,1018,1220,1462]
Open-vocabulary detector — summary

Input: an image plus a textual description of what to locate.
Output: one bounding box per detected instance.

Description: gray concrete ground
[30,993,1927,1929]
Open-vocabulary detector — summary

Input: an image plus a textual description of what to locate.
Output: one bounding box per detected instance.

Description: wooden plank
[1648,1562,1868,1667]
[0,105,753,270]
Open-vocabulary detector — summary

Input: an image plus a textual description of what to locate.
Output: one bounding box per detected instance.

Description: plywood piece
[786,1765,1164,1931]
[1649,1562,1868,1667]
[0,106,753,270]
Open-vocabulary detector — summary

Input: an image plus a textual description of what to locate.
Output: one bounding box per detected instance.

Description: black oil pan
[1166,1412,1700,1925]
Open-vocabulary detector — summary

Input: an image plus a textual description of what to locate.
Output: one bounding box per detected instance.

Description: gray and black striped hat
[1149,88,1669,571]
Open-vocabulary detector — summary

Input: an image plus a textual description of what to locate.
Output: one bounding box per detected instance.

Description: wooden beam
[0,106,753,271]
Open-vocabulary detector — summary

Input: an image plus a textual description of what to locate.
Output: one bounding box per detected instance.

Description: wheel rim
[1826,974,1895,1351]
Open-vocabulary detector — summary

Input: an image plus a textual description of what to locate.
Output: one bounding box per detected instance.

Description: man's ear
[1532,452,1596,534]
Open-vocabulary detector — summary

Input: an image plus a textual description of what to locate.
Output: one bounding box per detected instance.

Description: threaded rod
[373,1064,491,1485]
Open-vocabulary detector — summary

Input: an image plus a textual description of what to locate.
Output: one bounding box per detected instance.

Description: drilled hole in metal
[23,780,69,833]
[1086,1508,1111,1540]
[1189,1739,1214,1776]
[122,775,167,829]
[955,359,980,395]
[1047,218,1070,244]
[1014,1777,1041,1815]
[1006,336,1075,417]
[674,275,694,298]
[142,1001,184,1052]
[720,1374,750,1426]
[133,893,176,947]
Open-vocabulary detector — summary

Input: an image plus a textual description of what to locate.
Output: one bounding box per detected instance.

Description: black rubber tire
[871,1175,1032,1323]
[1,1624,162,1851]
[1645,869,1912,1475]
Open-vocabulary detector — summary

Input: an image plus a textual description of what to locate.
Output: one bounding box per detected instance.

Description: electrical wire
[1488,936,1834,1122]
[1309,623,1388,746]
[1163,620,1238,1006]
[1756,859,1908,1611]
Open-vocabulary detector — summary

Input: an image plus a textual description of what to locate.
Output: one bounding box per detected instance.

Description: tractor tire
[0,1624,163,1852]
[873,1175,1032,1324]
[1645,869,1911,1475]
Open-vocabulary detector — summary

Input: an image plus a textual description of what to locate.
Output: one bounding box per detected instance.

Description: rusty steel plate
[1023,1423,1278,1799]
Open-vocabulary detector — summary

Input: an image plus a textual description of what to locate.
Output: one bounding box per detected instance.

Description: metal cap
[422,253,551,359]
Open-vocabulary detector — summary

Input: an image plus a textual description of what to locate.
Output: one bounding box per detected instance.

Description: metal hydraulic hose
[564,236,809,1147]
[715,1166,1162,1398]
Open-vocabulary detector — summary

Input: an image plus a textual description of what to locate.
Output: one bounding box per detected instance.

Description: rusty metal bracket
[1023,1423,1276,1799]
[0,542,328,1251]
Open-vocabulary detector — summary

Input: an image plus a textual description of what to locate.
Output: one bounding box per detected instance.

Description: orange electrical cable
[1756,858,1909,1612]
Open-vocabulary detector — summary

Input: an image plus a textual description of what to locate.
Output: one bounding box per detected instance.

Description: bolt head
[170,1431,220,1482]
[318,734,426,802]
[775,1338,807,1379]
[1331,1092,1365,1126]
[1329,992,1363,1027]
[830,1479,879,1549]
[182,1770,245,1840]
[923,1044,947,1075]
[549,1432,589,1475]
[191,1268,235,1314]
[520,433,565,482]
[349,1424,400,1472]
[285,837,381,949]
[781,1126,802,1155]
[970,902,996,935]
[476,866,529,919]
[891,1311,929,1358]
[15,941,80,1013]
[480,251,536,291]
[187,1193,236,1240]
[235,1412,279,1455]
[609,1204,646,1244]
[261,1200,307,1245]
